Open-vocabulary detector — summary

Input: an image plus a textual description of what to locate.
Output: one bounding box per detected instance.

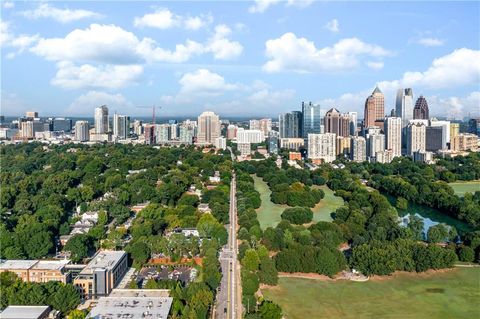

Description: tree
[258,300,282,319]
[457,246,475,262]
[280,207,313,224]
[242,249,260,272]
[396,197,408,210]
[128,241,151,265]
[67,310,87,319]
[241,270,259,295]
[258,257,278,285]
[427,224,449,243]
[64,234,92,263]
[49,284,81,314]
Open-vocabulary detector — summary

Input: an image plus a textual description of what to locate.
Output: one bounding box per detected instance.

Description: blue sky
[1,1,479,118]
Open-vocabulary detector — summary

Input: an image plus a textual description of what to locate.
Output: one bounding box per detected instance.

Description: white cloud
[3,2,14,9]
[138,38,204,63]
[428,92,480,119]
[1,91,29,115]
[378,48,480,89]
[249,0,280,13]
[68,91,133,115]
[263,33,391,73]
[21,3,102,23]
[366,61,384,70]
[1,21,40,57]
[325,19,339,32]
[134,8,212,30]
[417,37,445,47]
[51,62,143,89]
[0,21,12,46]
[205,24,243,60]
[178,69,238,96]
[247,88,295,105]
[248,0,313,13]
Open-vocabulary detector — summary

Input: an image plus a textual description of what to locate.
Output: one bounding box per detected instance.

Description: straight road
[215,172,240,319]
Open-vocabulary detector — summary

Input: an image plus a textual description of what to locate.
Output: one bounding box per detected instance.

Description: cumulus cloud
[68,91,133,115]
[1,21,40,58]
[428,92,480,119]
[3,2,14,9]
[263,33,391,73]
[417,37,445,47]
[366,61,384,70]
[248,0,313,13]
[325,19,339,32]
[134,8,212,30]
[51,62,143,89]
[205,24,243,60]
[21,3,103,23]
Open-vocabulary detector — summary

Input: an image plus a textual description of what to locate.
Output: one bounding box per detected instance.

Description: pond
[448,180,480,197]
[384,194,472,235]
[252,175,342,229]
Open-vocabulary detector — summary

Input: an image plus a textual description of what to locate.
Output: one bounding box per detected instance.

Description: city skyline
[1,1,479,118]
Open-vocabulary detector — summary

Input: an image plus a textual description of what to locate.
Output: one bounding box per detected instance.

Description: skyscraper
[75,121,90,142]
[236,128,264,144]
[426,126,443,151]
[413,96,429,120]
[350,136,366,162]
[144,124,155,145]
[94,105,109,134]
[395,88,414,127]
[406,122,426,156]
[302,102,322,137]
[364,86,384,129]
[307,133,336,163]
[279,112,302,138]
[367,133,385,159]
[385,117,402,158]
[197,111,220,144]
[325,109,350,137]
[347,112,358,136]
[113,114,130,139]
[155,124,170,143]
[430,120,451,150]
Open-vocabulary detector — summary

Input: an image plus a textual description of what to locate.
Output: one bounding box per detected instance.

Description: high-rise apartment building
[144,124,155,145]
[367,133,385,159]
[268,132,279,154]
[155,124,170,143]
[395,88,414,127]
[94,105,109,134]
[20,121,34,138]
[413,96,429,120]
[385,117,402,158]
[197,111,220,144]
[468,118,480,136]
[406,122,426,156]
[236,128,264,144]
[133,120,143,135]
[179,124,195,144]
[25,111,38,120]
[350,136,366,162]
[75,121,90,142]
[336,136,351,156]
[364,86,384,129]
[430,120,450,150]
[307,133,336,163]
[347,112,358,136]
[302,102,322,137]
[426,126,443,151]
[113,114,130,139]
[450,123,460,145]
[215,137,227,150]
[279,112,302,138]
[227,124,237,140]
[53,118,72,132]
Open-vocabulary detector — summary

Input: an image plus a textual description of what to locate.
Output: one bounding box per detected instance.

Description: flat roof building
[74,250,128,299]
[86,289,172,319]
[0,259,71,283]
[0,305,53,319]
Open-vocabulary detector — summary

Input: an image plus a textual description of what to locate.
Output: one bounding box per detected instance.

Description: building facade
[395,88,414,127]
[112,114,130,140]
[302,102,322,137]
[75,121,90,142]
[413,95,429,120]
[279,112,302,138]
[350,136,366,162]
[307,133,336,163]
[197,111,220,144]
[236,128,265,144]
[406,122,426,156]
[385,117,402,158]
[364,86,384,129]
[94,105,109,134]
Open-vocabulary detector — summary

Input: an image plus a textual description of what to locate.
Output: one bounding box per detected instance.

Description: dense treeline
[280,207,313,224]
[0,272,80,315]
[235,171,282,319]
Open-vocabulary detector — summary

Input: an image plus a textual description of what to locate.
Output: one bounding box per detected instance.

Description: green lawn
[253,175,342,229]
[262,268,480,319]
[448,180,480,197]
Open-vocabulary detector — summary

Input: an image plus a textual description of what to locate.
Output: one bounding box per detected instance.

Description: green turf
[253,175,342,229]
[262,268,480,319]
[448,180,480,197]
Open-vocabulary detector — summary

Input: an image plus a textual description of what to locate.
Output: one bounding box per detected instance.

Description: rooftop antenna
[152,106,155,125]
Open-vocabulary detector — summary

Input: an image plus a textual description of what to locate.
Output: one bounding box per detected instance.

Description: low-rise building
[289,152,302,161]
[280,138,304,151]
[0,305,57,319]
[0,259,71,284]
[86,289,172,319]
[73,250,128,299]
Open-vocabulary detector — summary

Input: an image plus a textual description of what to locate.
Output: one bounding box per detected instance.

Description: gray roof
[372,86,382,94]
[1,306,50,319]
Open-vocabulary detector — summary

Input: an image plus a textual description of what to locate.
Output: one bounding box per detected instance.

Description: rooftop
[87,290,172,319]
[80,251,126,275]
[0,305,50,319]
[31,259,70,271]
[0,260,38,270]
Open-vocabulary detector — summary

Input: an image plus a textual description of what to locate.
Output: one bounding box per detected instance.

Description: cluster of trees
[0,272,80,315]
[281,207,313,225]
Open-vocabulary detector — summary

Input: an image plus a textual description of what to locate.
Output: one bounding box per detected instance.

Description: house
[198,203,211,213]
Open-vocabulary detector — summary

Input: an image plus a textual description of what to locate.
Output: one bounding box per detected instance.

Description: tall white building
[197,111,220,144]
[350,136,366,162]
[94,105,109,134]
[236,128,265,144]
[215,137,227,150]
[155,124,170,143]
[75,121,90,142]
[395,88,414,127]
[406,122,426,156]
[113,114,130,139]
[385,117,402,158]
[368,133,385,159]
[133,120,143,135]
[179,124,195,144]
[307,133,336,163]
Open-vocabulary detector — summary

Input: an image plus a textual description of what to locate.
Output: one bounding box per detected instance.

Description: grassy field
[253,176,342,229]
[262,268,480,319]
[448,180,480,197]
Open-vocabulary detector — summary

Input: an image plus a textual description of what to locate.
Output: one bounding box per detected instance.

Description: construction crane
[135,106,162,124]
